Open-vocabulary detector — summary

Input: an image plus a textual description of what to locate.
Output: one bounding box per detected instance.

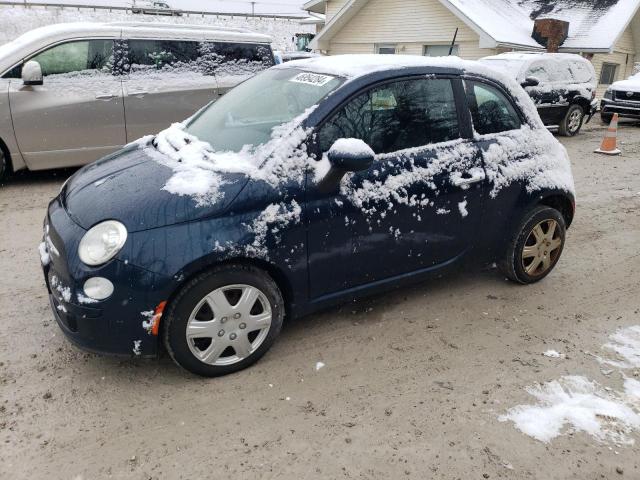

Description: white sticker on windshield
[290,72,335,86]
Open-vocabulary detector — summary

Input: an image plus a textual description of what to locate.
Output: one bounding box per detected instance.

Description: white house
[304,0,640,96]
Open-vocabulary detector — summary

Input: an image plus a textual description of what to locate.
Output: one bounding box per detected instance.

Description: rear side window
[568,60,594,84]
[525,62,553,82]
[124,40,273,77]
[319,78,460,155]
[466,80,521,135]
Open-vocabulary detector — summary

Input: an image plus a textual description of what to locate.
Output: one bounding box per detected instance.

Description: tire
[162,264,285,377]
[601,112,614,124]
[558,104,584,136]
[0,149,8,184]
[499,206,566,284]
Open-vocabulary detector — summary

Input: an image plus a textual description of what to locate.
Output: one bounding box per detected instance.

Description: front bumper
[42,196,174,358]
[600,98,640,119]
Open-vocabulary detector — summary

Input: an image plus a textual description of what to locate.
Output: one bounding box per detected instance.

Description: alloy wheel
[521,219,563,277]
[185,284,272,366]
[568,109,583,133]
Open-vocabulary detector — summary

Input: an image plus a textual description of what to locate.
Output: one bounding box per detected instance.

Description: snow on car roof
[277,54,481,79]
[482,52,590,63]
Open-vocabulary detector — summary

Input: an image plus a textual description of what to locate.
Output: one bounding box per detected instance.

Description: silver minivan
[0,22,274,180]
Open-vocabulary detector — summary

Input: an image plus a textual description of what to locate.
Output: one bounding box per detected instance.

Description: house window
[424,45,459,57]
[599,63,619,85]
[375,44,397,55]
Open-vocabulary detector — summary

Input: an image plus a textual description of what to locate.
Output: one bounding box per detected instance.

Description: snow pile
[499,376,640,445]
[502,325,640,445]
[542,350,565,359]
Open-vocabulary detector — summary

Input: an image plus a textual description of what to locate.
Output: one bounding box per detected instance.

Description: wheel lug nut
[218,329,225,337]
[221,317,228,324]
[239,323,246,329]
[229,333,237,340]
[234,313,241,319]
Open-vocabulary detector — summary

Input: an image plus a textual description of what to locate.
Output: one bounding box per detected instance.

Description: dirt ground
[1,121,639,480]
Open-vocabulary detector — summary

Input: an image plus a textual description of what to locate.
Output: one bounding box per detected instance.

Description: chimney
[532,18,569,53]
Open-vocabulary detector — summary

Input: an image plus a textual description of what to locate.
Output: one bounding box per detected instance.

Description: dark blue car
[41,55,575,377]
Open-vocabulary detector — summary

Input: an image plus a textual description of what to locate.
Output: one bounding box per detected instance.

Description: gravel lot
[1,121,639,479]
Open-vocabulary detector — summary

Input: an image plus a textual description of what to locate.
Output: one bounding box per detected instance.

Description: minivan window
[29,40,113,77]
[466,80,521,135]
[127,39,200,72]
[185,68,343,152]
[319,78,460,155]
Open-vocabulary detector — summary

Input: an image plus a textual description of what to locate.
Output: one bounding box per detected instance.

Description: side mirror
[317,138,374,192]
[521,76,539,88]
[22,60,43,86]
[327,138,374,172]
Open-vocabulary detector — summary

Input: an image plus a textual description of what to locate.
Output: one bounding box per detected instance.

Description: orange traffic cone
[595,113,621,155]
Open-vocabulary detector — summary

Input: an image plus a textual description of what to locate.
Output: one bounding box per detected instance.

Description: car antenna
[448,28,458,56]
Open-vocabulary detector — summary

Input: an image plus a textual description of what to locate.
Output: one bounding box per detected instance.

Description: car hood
[611,77,640,93]
[63,143,249,232]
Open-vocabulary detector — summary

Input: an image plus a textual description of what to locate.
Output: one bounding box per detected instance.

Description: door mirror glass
[327,138,374,172]
[521,76,540,88]
[22,61,43,86]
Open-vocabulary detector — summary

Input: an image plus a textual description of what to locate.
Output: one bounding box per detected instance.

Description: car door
[305,76,485,298]
[8,39,126,169]
[121,39,219,141]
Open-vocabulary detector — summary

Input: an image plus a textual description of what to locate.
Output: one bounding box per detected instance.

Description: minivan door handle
[451,169,486,189]
[95,93,117,100]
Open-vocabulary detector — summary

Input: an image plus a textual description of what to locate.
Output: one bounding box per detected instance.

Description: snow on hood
[145,106,320,207]
[611,74,640,93]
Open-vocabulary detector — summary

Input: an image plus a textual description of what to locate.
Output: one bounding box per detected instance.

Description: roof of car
[277,54,478,78]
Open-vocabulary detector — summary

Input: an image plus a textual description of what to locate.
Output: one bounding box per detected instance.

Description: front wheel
[559,104,584,136]
[163,264,285,377]
[499,206,566,284]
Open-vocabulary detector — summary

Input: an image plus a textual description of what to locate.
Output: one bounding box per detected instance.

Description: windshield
[185,67,344,152]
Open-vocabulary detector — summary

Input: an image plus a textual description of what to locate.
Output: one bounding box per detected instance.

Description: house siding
[326,0,497,59]
[326,0,348,22]
[591,25,637,97]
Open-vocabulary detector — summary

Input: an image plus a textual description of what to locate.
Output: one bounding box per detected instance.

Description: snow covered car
[0,22,275,182]
[131,1,181,16]
[600,72,640,123]
[480,52,597,136]
[40,55,575,377]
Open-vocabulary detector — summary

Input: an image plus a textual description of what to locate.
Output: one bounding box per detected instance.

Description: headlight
[78,220,127,266]
[604,89,613,100]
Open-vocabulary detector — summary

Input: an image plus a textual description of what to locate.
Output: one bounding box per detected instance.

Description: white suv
[0,22,274,181]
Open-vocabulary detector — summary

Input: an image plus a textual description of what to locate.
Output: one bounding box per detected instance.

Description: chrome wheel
[568,109,583,133]
[186,284,272,366]
[521,219,563,277]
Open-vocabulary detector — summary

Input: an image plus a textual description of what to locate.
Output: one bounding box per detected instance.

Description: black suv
[601,73,640,122]
[481,52,597,136]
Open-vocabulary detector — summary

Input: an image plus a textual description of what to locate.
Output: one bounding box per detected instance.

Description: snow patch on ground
[315,362,325,371]
[503,326,640,445]
[499,376,640,445]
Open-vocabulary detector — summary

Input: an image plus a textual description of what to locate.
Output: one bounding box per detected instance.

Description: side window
[525,62,552,83]
[568,61,594,84]
[199,42,274,76]
[127,40,200,73]
[466,80,521,135]
[29,40,113,77]
[319,78,460,155]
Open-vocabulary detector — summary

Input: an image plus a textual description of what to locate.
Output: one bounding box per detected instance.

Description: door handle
[129,90,148,96]
[95,94,117,100]
[451,169,486,188]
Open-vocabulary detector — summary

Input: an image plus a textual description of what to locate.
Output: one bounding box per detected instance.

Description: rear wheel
[500,206,566,284]
[163,264,284,377]
[559,104,584,136]
[0,149,8,184]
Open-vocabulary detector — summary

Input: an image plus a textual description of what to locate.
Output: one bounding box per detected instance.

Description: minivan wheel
[559,104,584,136]
[163,264,284,377]
[500,206,566,284]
